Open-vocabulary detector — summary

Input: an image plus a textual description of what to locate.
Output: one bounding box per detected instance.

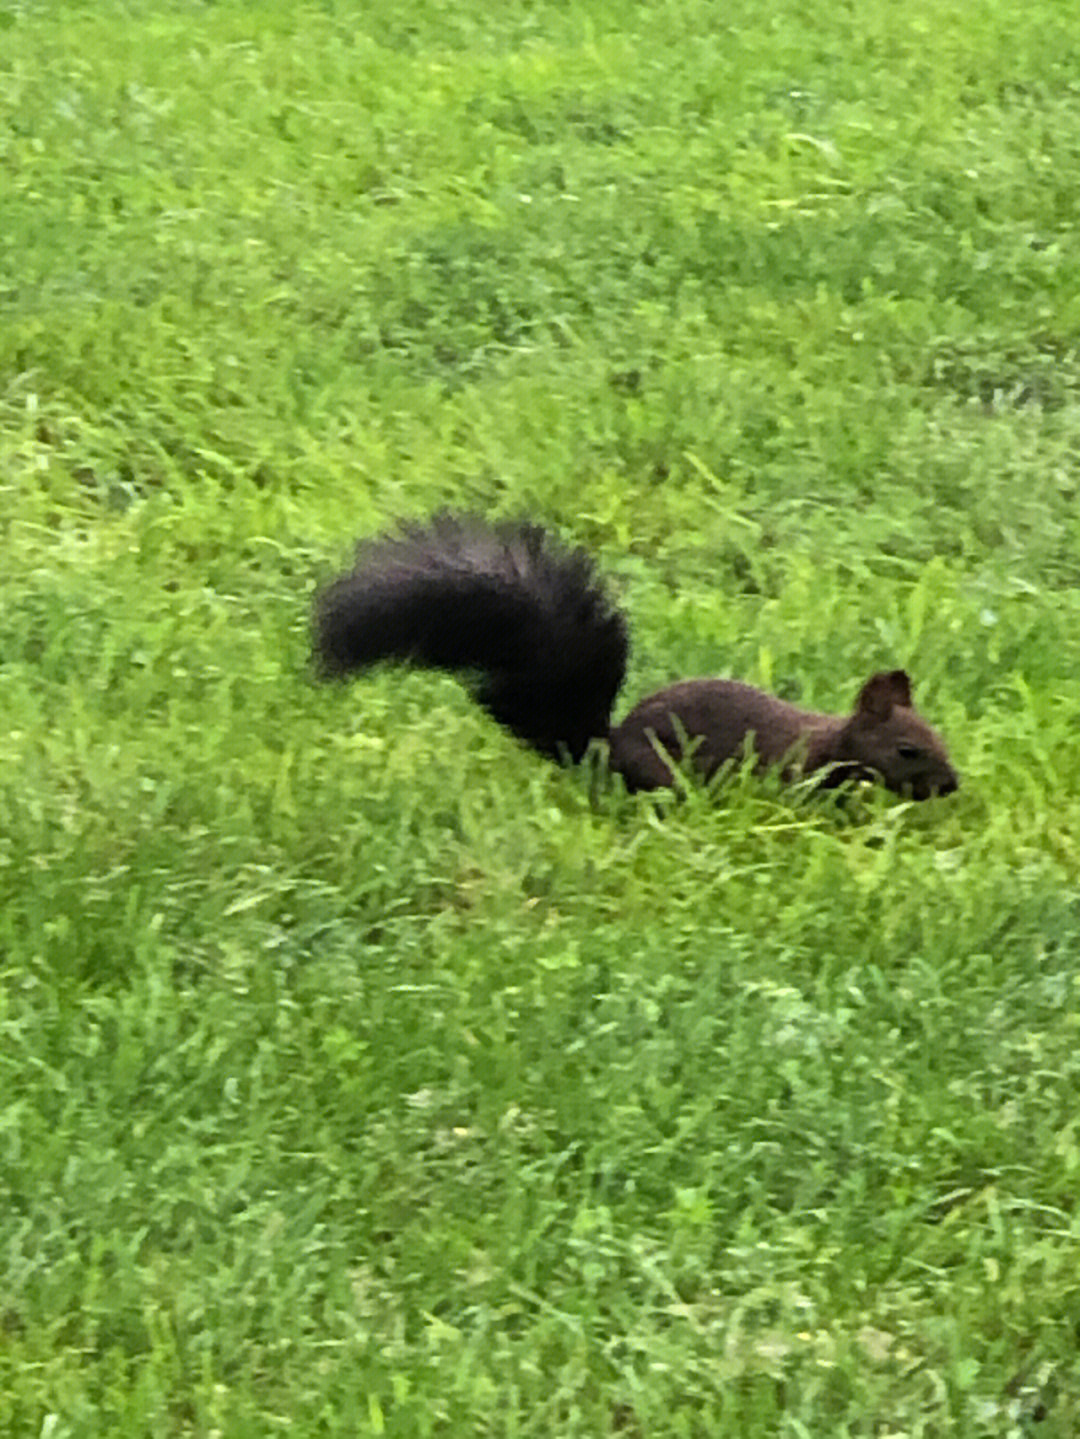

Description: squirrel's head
[837,670,959,800]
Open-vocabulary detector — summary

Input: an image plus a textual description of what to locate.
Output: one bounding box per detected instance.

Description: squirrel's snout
[908,770,959,800]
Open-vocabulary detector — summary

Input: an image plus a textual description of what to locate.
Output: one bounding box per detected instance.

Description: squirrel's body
[314,514,959,801]
[611,680,843,792]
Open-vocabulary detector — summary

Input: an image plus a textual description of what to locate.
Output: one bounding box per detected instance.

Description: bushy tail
[313,513,629,762]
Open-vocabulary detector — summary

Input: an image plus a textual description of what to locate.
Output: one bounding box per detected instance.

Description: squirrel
[313,513,960,801]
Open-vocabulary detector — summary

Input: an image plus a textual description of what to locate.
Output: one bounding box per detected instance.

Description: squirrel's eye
[897,743,924,761]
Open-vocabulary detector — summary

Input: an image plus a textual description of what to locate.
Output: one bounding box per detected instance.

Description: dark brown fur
[610,671,958,799]
[314,514,959,802]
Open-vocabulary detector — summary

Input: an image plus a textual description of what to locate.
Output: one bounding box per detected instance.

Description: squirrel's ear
[855,669,913,719]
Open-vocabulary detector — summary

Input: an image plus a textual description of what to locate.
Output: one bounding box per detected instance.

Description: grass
[3,0,1080,1433]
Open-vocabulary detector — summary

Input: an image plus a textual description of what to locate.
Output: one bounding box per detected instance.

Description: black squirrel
[313,513,959,801]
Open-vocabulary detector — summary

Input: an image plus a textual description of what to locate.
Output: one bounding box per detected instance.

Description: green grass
[3,0,1080,1433]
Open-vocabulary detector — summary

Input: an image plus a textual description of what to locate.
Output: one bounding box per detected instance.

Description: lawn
[3,0,1080,1433]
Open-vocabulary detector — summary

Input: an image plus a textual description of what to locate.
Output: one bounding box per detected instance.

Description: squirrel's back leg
[608,729,679,793]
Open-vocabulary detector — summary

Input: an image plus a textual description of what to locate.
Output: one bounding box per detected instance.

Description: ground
[2,1,1080,1433]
